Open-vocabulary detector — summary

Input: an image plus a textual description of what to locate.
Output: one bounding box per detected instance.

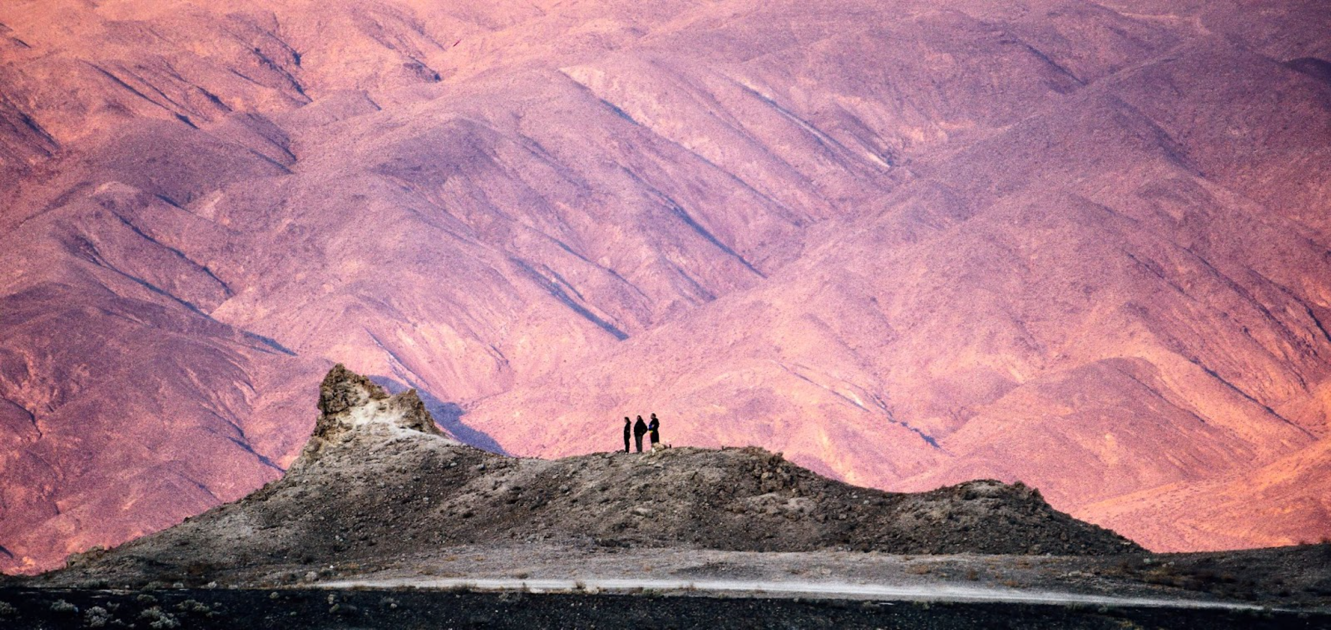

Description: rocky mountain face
[2,0,1329,572]
[48,366,1138,588]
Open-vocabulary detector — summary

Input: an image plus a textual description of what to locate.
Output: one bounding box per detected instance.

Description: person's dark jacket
[632,416,648,453]
[623,418,632,452]
[648,415,660,444]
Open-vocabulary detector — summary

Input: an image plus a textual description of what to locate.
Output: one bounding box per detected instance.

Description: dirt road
[317,576,1271,610]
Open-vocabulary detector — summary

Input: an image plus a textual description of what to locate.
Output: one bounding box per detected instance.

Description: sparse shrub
[0,601,16,616]
[50,599,78,613]
[84,606,112,627]
[139,606,181,629]
[174,599,211,614]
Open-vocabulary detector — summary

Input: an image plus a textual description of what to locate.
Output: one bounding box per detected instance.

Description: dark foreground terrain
[1,587,1327,630]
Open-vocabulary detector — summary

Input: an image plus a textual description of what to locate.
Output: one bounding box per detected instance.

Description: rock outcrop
[47,367,1139,587]
[297,365,450,467]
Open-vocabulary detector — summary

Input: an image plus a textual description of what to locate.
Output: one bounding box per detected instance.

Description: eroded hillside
[47,366,1138,588]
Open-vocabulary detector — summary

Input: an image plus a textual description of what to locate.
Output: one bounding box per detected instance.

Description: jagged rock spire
[295,364,447,467]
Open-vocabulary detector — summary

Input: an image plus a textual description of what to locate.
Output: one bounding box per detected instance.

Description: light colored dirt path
[316,577,1269,610]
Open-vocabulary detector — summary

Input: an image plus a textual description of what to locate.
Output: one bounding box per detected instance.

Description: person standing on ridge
[648,413,661,450]
[633,415,648,453]
[623,417,632,453]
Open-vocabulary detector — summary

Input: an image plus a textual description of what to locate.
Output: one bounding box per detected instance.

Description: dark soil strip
[1,587,1327,629]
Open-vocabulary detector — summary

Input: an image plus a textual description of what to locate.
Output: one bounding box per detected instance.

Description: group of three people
[624,414,660,452]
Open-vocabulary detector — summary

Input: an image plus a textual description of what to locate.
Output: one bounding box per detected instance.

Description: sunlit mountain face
[2,0,1329,573]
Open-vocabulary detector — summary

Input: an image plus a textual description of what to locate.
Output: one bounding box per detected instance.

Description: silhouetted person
[648,413,661,450]
[633,415,648,453]
[623,417,632,453]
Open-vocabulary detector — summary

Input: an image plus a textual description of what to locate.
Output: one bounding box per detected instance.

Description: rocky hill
[3,0,1330,573]
[47,366,1138,587]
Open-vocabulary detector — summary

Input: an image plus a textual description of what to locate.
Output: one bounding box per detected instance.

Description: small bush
[175,599,211,614]
[84,606,112,628]
[50,599,78,613]
[139,606,181,629]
